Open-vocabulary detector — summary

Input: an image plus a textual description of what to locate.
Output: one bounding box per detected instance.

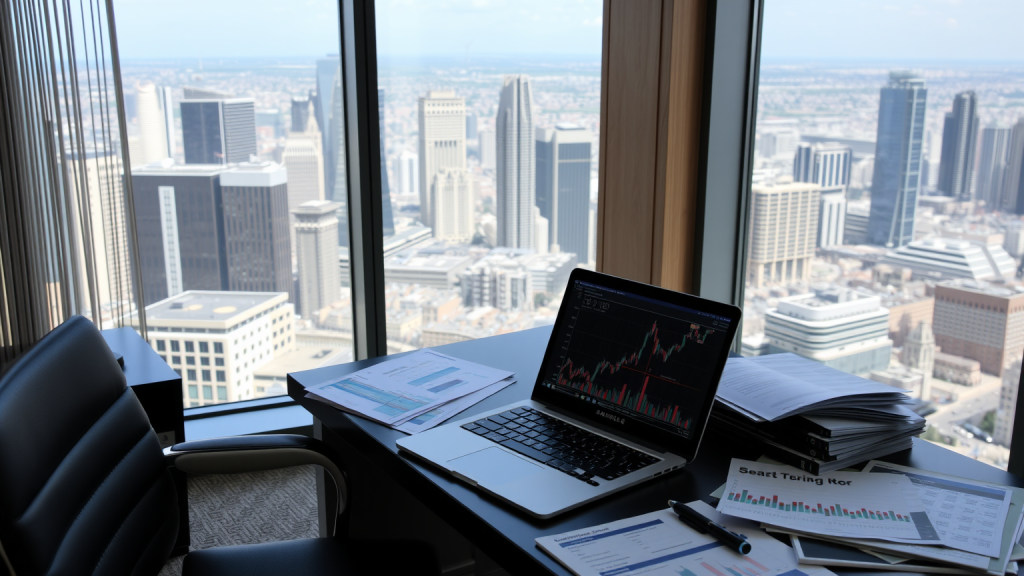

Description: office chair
[0,316,438,576]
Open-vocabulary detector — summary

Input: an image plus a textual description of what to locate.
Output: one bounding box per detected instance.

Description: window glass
[216,370,226,382]
[374,1,602,352]
[202,369,212,382]
[215,357,224,366]
[172,355,181,365]
[170,341,179,353]
[203,385,213,400]
[156,340,166,351]
[217,386,228,401]
[184,342,194,353]
[201,357,210,366]
[188,384,198,399]
[186,357,195,366]
[187,369,197,381]
[115,0,355,406]
[745,1,1024,470]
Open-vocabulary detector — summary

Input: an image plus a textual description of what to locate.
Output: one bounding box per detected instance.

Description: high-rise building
[394,151,419,196]
[418,90,467,231]
[432,167,473,242]
[466,115,478,140]
[315,57,343,212]
[867,72,927,248]
[479,128,496,170]
[134,82,168,165]
[533,207,548,255]
[220,163,293,301]
[818,191,846,248]
[378,88,395,237]
[145,291,295,406]
[291,96,311,133]
[880,238,1016,281]
[843,201,870,244]
[181,98,257,164]
[747,182,820,287]
[792,142,851,192]
[977,125,1011,209]
[902,321,935,401]
[293,200,343,321]
[1003,118,1024,215]
[328,71,349,247]
[282,99,325,214]
[536,124,593,260]
[933,279,1024,377]
[161,86,175,160]
[937,91,979,201]
[496,75,536,249]
[765,289,893,375]
[995,357,1022,447]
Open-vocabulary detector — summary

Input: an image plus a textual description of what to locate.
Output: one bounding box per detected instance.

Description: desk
[288,326,1024,575]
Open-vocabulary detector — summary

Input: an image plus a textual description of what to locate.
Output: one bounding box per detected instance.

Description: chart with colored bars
[326,379,428,417]
[546,281,730,436]
[677,555,777,576]
[727,490,913,522]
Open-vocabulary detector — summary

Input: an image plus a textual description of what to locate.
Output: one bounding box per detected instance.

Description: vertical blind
[0,0,146,368]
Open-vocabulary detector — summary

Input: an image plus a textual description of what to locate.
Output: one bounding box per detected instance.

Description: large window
[374,1,603,352]
[114,0,355,406]
[743,1,1024,469]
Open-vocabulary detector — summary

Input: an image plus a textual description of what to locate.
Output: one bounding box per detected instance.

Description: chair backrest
[0,316,178,576]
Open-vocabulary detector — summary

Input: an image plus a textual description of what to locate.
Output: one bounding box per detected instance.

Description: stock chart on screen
[544,281,732,438]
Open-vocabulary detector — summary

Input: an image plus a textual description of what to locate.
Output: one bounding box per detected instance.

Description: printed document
[394,377,516,434]
[305,349,513,426]
[716,459,942,545]
[864,461,1011,558]
[536,500,835,576]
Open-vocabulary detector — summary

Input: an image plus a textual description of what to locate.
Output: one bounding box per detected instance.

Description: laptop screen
[539,278,735,440]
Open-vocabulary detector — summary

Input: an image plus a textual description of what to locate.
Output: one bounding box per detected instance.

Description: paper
[394,377,516,434]
[716,355,908,422]
[716,459,942,545]
[864,461,1011,558]
[305,349,513,425]
[535,500,836,576]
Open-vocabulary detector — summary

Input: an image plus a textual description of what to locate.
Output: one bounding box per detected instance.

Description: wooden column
[596,0,707,293]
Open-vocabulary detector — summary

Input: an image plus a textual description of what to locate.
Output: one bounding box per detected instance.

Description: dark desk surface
[288,326,1024,576]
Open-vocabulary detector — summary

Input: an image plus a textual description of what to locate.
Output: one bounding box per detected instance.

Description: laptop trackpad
[449,447,545,486]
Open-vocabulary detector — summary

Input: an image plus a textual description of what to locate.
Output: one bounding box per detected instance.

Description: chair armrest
[164,434,347,536]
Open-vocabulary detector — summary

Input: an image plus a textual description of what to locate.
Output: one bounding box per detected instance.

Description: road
[923,373,1008,468]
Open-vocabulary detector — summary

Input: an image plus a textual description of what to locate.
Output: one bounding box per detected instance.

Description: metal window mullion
[340,0,386,360]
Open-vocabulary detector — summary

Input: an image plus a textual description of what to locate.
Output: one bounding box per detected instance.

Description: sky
[112,0,1022,63]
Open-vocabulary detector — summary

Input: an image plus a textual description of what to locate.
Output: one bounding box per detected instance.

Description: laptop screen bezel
[530,268,741,462]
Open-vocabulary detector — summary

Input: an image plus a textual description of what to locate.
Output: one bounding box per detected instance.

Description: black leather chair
[0,316,439,576]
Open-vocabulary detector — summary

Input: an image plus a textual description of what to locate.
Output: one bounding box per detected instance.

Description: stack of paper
[711,354,925,473]
[715,459,1022,576]
[304,349,515,434]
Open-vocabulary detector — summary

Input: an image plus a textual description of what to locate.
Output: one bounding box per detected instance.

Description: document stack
[303,349,515,434]
[710,354,925,473]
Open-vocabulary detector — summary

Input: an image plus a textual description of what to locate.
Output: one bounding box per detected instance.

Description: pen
[668,500,751,555]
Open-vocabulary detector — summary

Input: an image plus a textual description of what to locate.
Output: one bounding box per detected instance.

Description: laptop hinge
[539,402,672,455]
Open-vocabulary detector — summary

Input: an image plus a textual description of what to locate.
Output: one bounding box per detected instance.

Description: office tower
[1005,221,1024,257]
[418,90,467,231]
[937,91,979,200]
[765,289,892,375]
[818,191,846,248]
[182,86,232,99]
[220,163,293,301]
[132,164,228,304]
[536,125,593,260]
[459,260,531,312]
[315,57,343,210]
[378,88,395,236]
[1003,119,1024,214]
[995,357,1021,447]
[282,98,325,213]
[432,168,473,242]
[479,129,496,170]
[793,144,812,182]
[793,143,852,193]
[293,200,343,320]
[181,98,257,164]
[933,280,1024,377]
[843,201,870,244]
[146,291,294,406]
[328,71,349,247]
[496,75,536,249]
[291,96,311,133]
[977,125,1011,209]
[394,151,419,196]
[533,207,549,254]
[902,321,935,401]
[746,182,820,287]
[466,115,478,140]
[867,72,927,248]
[134,82,168,165]
[161,86,175,160]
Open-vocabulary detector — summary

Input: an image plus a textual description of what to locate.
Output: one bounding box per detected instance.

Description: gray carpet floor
[158,465,319,576]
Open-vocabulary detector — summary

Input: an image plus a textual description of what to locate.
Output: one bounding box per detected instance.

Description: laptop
[396,269,741,518]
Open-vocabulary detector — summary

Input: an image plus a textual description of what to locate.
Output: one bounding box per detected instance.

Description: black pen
[668,500,751,555]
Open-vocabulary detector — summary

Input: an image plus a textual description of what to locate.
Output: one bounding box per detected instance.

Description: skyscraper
[418,90,467,231]
[378,88,395,236]
[161,86,175,160]
[867,72,927,248]
[479,128,496,170]
[937,91,979,200]
[181,98,257,164]
[977,125,1011,209]
[394,151,419,196]
[496,75,536,249]
[315,56,342,207]
[327,70,349,247]
[293,200,343,321]
[134,82,168,165]
[282,98,326,250]
[747,181,820,287]
[291,96,311,133]
[1002,119,1024,215]
[792,142,850,249]
[432,168,473,242]
[536,124,593,259]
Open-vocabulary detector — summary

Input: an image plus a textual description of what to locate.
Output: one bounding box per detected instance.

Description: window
[184,342,194,353]
[170,341,179,353]
[374,2,602,350]
[216,370,226,382]
[199,342,208,353]
[172,356,181,365]
[203,385,213,400]
[188,385,197,399]
[214,342,223,354]
[215,357,224,366]
[156,340,166,351]
[202,369,212,382]
[741,1,1024,471]
[201,357,210,366]
[187,369,197,381]
[186,356,195,366]
[217,386,227,401]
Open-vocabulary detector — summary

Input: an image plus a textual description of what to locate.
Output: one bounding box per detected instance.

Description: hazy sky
[112,0,1021,62]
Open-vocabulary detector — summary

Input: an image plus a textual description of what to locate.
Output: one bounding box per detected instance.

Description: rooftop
[147,291,288,326]
[937,279,1024,299]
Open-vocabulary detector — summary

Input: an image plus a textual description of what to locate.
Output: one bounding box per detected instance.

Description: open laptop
[396,269,741,518]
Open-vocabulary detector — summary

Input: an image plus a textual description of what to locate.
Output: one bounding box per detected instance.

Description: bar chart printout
[535,501,827,576]
[716,459,943,545]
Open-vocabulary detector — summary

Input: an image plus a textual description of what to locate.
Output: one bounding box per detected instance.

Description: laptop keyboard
[461,407,660,486]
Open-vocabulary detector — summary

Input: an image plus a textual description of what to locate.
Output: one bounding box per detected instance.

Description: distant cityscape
[745,63,1024,469]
